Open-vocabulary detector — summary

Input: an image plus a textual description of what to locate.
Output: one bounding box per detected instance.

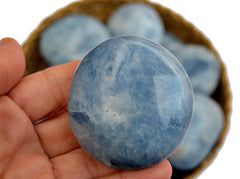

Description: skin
[0,38,172,179]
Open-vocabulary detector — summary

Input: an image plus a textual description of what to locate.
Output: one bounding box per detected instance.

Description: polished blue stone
[173,45,221,95]
[107,3,164,43]
[68,36,194,170]
[40,14,111,66]
[169,93,224,170]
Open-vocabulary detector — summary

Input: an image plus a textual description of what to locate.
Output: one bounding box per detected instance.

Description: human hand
[0,38,172,179]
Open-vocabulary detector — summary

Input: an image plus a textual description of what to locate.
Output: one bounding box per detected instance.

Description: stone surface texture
[68,36,194,170]
[160,32,184,54]
[107,3,164,43]
[40,14,111,66]
[173,45,221,95]
[169,93,224,170]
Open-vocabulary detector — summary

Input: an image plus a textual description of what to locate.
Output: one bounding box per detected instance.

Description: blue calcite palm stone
[40,14,111,66]
[173,45,221,95]
[168,93,224,170]
[68,36,194,170]
[107,3,164,43]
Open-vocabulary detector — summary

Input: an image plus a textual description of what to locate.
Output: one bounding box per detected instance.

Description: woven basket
[22,0,232,178]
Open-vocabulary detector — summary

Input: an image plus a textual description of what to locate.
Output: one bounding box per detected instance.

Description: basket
[22,0,232,178]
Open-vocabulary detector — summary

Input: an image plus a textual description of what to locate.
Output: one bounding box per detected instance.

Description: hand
[0,38,172,179]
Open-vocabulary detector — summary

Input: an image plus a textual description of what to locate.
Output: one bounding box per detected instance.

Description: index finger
[8,60,80,122]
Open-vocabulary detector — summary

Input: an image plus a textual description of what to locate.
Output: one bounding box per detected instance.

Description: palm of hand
[0,38,171,179]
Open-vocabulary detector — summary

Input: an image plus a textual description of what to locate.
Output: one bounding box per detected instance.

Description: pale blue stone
[169,93,224,170]
[160,32,184,54]
[107,3,164,43]
[68,36,194,170]
[40,14,111,66]
[173,45,221,95]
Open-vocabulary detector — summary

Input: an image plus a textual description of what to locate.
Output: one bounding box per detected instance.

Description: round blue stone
[107,3,165,43]
[160,32,184,54]
[169,93,224,170]
[40,14,111,66]
[173,44,221,95]
[68,36,194,170]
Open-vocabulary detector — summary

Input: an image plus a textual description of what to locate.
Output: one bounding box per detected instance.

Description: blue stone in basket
[107,3,164,43]
[40,14,111,66]
[169,93,224,170]
[173,44,221,95]
[160,32,184,54]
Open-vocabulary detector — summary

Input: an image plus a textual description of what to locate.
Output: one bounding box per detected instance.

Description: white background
[0,0,239,178]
